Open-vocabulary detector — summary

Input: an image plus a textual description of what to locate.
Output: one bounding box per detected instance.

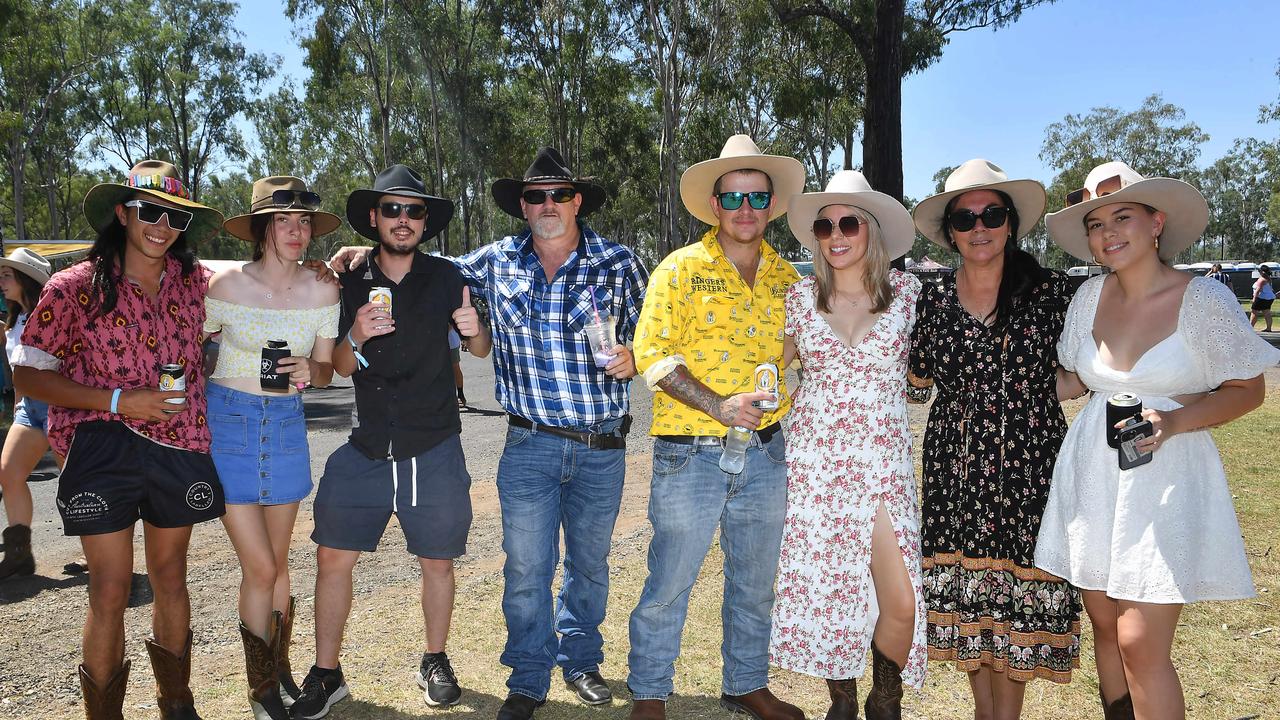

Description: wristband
[109,388,122,414]
[348,332,369,370]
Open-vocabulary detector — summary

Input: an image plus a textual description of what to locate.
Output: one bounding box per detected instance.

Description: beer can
[753,362,779,410]
[158,363,186,412]
[1105,392,1142,449]
[368,286,392,313]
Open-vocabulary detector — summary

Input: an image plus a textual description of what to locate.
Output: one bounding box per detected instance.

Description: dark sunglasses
[1065,174,1125,207]
[269,189,321,210]
[947,206,1010,232]
[522,188,577,205]
[812,215,862,241]
[124,200,193,232]
[717,191,772,211]
[379,201,428,220]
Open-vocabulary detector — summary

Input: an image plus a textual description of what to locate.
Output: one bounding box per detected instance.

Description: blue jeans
[626,431,788,701]
[497,420,626,701]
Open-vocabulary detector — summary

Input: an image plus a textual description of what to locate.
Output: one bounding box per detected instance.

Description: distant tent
[912,255,952,271]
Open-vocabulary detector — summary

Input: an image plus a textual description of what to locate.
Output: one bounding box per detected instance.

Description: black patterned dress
[907,271,1081,683]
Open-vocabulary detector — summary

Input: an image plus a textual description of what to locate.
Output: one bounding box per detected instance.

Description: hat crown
[821,170,875,195]
[1083,160,1145,193]
[944,159,1010,193]
[249,176,312,210]
[123,159,190,200]
[523,147,577,182]
[718,134,765,160]
[4,248,52,275]
[372,164,428,196]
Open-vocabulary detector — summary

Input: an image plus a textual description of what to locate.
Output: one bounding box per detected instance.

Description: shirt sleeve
[452,245,490,299]
[635,253,689,389]
[616,249,650,345]
[907,281,935,382]
[1055,276,1099,374]
[784,280,804,338]
[317,302,341,339]
[203,297,224,335]
[1188,277,1280,388]
[18,271,80,364]
[336,279,357,344]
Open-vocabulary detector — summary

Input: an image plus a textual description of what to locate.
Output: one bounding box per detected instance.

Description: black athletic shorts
[56,421,226,536]
[1252,298,1274,312]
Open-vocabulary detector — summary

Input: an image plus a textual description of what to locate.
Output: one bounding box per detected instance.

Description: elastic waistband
[208,382,303,409]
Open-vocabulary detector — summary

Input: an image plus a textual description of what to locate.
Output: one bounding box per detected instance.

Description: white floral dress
[1035,276,1280,602]
[770,270,927,687]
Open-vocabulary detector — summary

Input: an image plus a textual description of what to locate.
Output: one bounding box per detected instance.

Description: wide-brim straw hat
[346,164,454,242]
[223,176,342,241]
[787,170,914,260]
[1045,160,1208,262]
[679,135,805,226]
[82,159,224,243]
[0,247,52,285]
[491,147,607,219]
[912,159,1046,249]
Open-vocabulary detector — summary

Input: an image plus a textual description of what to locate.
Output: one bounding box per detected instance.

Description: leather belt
[507,414,628,450]
[657,422,781,447]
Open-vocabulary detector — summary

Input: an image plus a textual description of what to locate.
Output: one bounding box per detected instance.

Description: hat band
[127,173,190,200]
[523,174,576,183]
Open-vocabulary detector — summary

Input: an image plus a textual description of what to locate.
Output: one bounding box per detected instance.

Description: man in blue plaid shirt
[455,148,648,720]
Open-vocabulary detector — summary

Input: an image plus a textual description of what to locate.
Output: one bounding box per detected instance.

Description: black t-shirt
[338,247,464,460]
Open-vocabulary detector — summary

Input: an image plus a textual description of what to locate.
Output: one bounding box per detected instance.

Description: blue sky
[234,0,1280,201]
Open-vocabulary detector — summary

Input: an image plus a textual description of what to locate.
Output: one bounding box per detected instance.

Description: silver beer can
[158,363,186,412]
[753,362,779,410]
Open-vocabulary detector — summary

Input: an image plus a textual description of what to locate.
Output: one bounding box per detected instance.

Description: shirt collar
[120,253,179,288]
[365,245,433,279]
[701,227,780,276]
[500,223,604,268]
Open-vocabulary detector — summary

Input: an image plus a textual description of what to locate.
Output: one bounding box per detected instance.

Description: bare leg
[868,503,914,667]
[314,546,359,668]
[80,528,135,683]
[0,425,48,526]
[1266,309,1273,332]
[1116,601,1184,720]
[142,522,194,653]
[419,557,455,653]
[264,502,300,613]
[969,667,995,720]
[988,672,1026,720]
[1083,590,1129,705]
[221,504,278,638]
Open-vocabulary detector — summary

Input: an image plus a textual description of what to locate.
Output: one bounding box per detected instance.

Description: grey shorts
[312,435,472,558]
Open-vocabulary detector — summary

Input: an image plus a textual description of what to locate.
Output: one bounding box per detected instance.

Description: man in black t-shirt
[291,165,491,719]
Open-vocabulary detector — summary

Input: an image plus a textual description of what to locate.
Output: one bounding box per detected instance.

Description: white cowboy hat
[679,134,805,226]
[0,247,52,285]
[912,159,1047,249]
[1045,160,1208,262]
[787,170,914,260]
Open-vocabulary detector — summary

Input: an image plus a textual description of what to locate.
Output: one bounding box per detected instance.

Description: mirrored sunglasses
[717,191,772,211]
[123,200,193,232]
[947,206,1010,233]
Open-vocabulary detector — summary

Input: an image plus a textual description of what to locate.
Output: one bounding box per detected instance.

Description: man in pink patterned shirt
[14,160,227,720]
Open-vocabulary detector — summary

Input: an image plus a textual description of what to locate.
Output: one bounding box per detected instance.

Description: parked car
[791,260,814,277]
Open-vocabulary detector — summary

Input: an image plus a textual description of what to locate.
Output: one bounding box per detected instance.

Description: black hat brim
[491,179,607,220]
[346,189,455,242]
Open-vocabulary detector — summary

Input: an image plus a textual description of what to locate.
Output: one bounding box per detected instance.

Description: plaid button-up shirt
[455,225,649,430]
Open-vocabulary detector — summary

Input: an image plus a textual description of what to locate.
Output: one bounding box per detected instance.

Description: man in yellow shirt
[626,136,805,720]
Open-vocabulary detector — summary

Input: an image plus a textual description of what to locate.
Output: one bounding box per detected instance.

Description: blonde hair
[812,205,893,314]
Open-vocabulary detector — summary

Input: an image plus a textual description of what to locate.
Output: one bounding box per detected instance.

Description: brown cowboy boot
[863,644,903,720]
[0,524,35,579]
[145,630,202,720]
[239,616,289,720]
[826,678,858,720]
[276,599,301,706]
[1100,689,1135,720]
[719,687,805,720]
[629,699,667,720]
[79,660,129,720]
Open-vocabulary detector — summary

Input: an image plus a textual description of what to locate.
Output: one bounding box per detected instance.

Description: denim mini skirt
[13,397,49,432]
[207,382,312,505]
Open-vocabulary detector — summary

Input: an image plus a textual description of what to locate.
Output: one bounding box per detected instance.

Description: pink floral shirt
[21,256,213,456]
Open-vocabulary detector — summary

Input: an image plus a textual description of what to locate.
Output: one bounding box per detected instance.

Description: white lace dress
[1035,276,1280,603]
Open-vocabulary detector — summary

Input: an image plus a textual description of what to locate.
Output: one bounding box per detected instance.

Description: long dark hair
[941,189,1046,330]
[87,203,198,317]
[4,272,45,327]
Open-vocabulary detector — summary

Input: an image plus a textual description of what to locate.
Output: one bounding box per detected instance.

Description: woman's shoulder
[206,265,250,301]
[786,274,816,301]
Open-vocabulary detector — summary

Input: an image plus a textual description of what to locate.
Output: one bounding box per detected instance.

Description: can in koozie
[260,340,291,392]
[753,362,779,410]
[158,363,186,413]
[1106,392,1143,449]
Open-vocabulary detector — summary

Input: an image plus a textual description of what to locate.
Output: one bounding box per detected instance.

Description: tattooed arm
[655,365,771,430]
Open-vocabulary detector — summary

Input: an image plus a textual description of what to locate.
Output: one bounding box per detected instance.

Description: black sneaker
[290,665,348,719]
[416,651,462,706]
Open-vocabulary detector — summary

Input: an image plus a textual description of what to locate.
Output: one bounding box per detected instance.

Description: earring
[1154,235,1160,251]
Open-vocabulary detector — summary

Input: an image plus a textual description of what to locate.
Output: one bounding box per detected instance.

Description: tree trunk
[862,0,904,204]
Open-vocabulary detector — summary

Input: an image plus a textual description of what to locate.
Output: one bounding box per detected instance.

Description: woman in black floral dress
[907,160,1082,720]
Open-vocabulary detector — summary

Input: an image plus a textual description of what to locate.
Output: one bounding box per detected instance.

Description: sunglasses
[1065,174,1125,207]
[812,215,862,241]
[124,200,193,232]
[947,206,1010,233]
[269,189,321,210]
[379,201,428,220]
[522,188,577,205]
[717,191,772,211]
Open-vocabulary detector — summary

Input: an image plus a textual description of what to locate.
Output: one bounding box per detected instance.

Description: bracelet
[109,388,122,414]
[348,332,369,370]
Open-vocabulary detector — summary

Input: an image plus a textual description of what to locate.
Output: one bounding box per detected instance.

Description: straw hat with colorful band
[912,159,1047,250]
[491,147,607,219]
[82,159,224,244]
[346,164,454,242]
[223,176,343,241]
[679,134,806,226]
[1045,160,1208,263]
[787,170,914,260]
[0,248,52,285]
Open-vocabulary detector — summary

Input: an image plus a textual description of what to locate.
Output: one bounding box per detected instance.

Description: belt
[507,414,628,450]
[657,422,781,447]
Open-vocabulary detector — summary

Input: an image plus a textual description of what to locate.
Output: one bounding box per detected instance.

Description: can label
[158,363,186,411]
[368,286,392,313]
[753,362,779,410]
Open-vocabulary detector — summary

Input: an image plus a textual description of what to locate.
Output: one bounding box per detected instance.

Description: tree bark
[862,0,904,203]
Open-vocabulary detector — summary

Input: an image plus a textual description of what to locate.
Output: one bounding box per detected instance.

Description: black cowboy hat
[491,147,607,219]
[346,164,455,242]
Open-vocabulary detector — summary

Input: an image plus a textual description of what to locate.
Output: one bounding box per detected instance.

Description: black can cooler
[1105,392,1142,449]
[260,340,291,392]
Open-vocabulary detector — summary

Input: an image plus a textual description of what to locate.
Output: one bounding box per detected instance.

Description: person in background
[1204,263,1230,286]
[1250,265,1274,331]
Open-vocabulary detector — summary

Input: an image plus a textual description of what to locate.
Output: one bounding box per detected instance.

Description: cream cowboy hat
[912,159,1046,249]
[1045,160,1208,262]
[679,135,805,226]
[0,248,52,285]
[223,176,342,241]
[787,170,914,260]
[82,159,224,243]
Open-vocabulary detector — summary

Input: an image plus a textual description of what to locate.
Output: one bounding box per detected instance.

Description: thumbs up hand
[452,285,482,339]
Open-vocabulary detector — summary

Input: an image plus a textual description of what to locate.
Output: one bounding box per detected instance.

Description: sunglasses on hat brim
[269,189,321,210]
[946,206,1010,233]
[812,215,862,240]
[1065,174,1125,207]
[124,200,193,232]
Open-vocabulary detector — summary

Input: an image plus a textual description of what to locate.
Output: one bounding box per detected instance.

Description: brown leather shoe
[629,699,666,720]
[720,688,805,720]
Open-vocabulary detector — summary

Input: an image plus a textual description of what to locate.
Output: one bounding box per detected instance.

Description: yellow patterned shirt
[635,228,799,436]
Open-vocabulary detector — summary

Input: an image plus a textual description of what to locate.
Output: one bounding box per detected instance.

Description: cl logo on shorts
[186,482,215,511]
[64,492,109,521]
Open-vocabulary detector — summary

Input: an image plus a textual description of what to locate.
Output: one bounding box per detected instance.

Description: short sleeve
[203,296,225,335]
[1056,275,1102,374]
[336,278,358,344]
[616,249,650,345]
[783,278,807,338]
[317,302,341,339]
[907,281,936,382]
[19,268,82,362]
[635,253,689,388]
[1186,277,1280,388]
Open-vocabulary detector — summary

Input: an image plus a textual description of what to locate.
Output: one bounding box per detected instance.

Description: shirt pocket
[494,276,531,328]
[696,293,739,330]
[565,285,614,334]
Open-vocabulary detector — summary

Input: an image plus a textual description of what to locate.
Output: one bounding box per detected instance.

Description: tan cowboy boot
[145,630,202,719]
[826,678,858,720]
[239,615,289,719]
[863,644,903,720]
[78,660,129,720]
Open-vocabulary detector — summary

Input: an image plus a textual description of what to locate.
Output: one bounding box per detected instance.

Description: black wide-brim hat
[491,147,607,219]
[346,164,455,242]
